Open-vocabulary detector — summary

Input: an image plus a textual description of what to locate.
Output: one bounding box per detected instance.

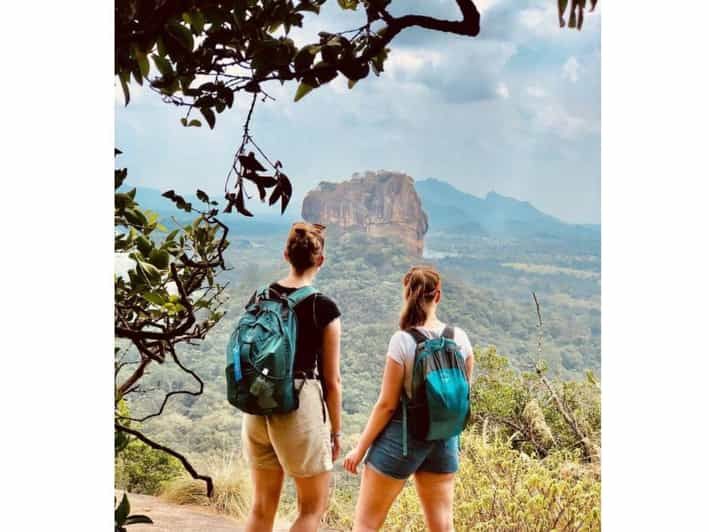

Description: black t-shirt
[246,283,340,378]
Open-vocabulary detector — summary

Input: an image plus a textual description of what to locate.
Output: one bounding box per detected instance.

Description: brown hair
[286,221,326,273]
[399,265,441,330]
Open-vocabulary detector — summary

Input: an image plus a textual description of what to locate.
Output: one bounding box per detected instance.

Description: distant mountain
[302,170,428,256]
[415,178,600,241]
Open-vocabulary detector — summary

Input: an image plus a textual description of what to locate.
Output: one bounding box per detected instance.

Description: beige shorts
[241,379,333,478]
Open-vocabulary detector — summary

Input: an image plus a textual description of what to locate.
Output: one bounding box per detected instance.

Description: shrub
[384,430,600,531]
[115,439,182,495]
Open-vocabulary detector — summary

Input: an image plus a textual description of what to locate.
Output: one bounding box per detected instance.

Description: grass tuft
[160,452,252,520]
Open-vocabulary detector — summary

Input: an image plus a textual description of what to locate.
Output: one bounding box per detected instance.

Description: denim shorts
[364,413,460,480]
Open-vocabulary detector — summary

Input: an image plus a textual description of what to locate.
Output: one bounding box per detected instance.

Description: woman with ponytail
[344,265,474,532]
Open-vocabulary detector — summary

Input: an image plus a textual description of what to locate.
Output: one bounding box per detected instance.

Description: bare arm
[344,356,404,473]
[465,353,474,381]
[321,317,342,457]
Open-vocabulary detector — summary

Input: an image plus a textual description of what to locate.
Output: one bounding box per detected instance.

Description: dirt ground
[117,491,291,532]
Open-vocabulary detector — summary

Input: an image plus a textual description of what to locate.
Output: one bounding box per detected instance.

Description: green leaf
[294,82,315,102]
[190,10,205,33]
[115,168,128,189]
[135,50,150,78]
[124,208,148,227]
[188,119,202,127]
[143,293,166,306]
[297,1,321,14]
[136,234,153,256]
[146,211,159,225]
[167,22,194,51]
[136,260,162,285]
[115,494,130,526]
[119,73,130,106]
[347,78,357,89]
[149,248,170,269]
[157,37,167,57]
[196,189,210,203]
[337,0,358,10]
[313,62,338,84]
[200,107,216,129]
[180,117,188,126]
[152,54,173,76]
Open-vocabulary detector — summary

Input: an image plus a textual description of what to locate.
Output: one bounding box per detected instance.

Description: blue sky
[115,0,601,224]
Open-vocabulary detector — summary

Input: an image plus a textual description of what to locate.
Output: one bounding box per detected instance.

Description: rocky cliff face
[301,170,428,256]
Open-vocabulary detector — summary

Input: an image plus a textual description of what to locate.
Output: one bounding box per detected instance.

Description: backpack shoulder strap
[442,324,455,340]
[254,284,272,302]
[286,285,318,307]
[406,327,428,346]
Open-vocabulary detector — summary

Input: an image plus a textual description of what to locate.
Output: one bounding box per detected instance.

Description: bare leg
[290,471,331,532]
[244,467,285,532]
[413,471,456,532]
[353,465,407,532]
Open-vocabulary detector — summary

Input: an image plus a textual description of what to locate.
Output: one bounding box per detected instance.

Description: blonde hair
[399,265,441,330]
[286,222,325,273]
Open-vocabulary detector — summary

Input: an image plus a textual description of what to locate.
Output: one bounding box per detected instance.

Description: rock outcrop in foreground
[302,170,428,256]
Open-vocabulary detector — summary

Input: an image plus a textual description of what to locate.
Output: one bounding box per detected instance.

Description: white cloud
[383,40,517,103]
[534,104,596,139]
[114,79,147,105]
[519,7,545,29]
[517,4,559,38]
[475,0,503,11]
[526,85,546,98]
[563,56,580,83]
[328,75,349,95]
[385,48,443,76]
[496,82,510,99]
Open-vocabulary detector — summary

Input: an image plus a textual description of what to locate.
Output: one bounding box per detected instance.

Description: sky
[115,0,601,224]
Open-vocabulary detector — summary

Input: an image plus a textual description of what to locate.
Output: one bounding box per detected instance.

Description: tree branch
[532,292,598,463]
[115,422,214,497]
[120,344,205,423]
[117,358,151,398]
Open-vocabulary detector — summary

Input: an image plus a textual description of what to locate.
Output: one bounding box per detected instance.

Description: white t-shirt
[387,323,473,399]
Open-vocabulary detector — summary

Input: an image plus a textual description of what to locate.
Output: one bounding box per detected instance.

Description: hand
[331,434,341,462]
[343,445,366,475]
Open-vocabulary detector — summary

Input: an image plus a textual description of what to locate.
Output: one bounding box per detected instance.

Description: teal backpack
[225,285,317,415]
[401,326,471,455]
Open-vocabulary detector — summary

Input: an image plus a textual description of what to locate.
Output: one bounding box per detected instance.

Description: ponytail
[399,266,441,330]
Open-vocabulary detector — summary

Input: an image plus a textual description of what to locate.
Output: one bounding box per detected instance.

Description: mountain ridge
[122,178,599,242]
[415,178,599,240]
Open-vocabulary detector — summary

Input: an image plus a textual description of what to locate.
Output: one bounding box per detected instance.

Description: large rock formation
[301,170,428,256]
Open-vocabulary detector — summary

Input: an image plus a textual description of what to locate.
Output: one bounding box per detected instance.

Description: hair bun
[285,222,325,273]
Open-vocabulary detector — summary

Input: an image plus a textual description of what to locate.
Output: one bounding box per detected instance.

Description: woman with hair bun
[344,265,474,532]
[241,222,342,532]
